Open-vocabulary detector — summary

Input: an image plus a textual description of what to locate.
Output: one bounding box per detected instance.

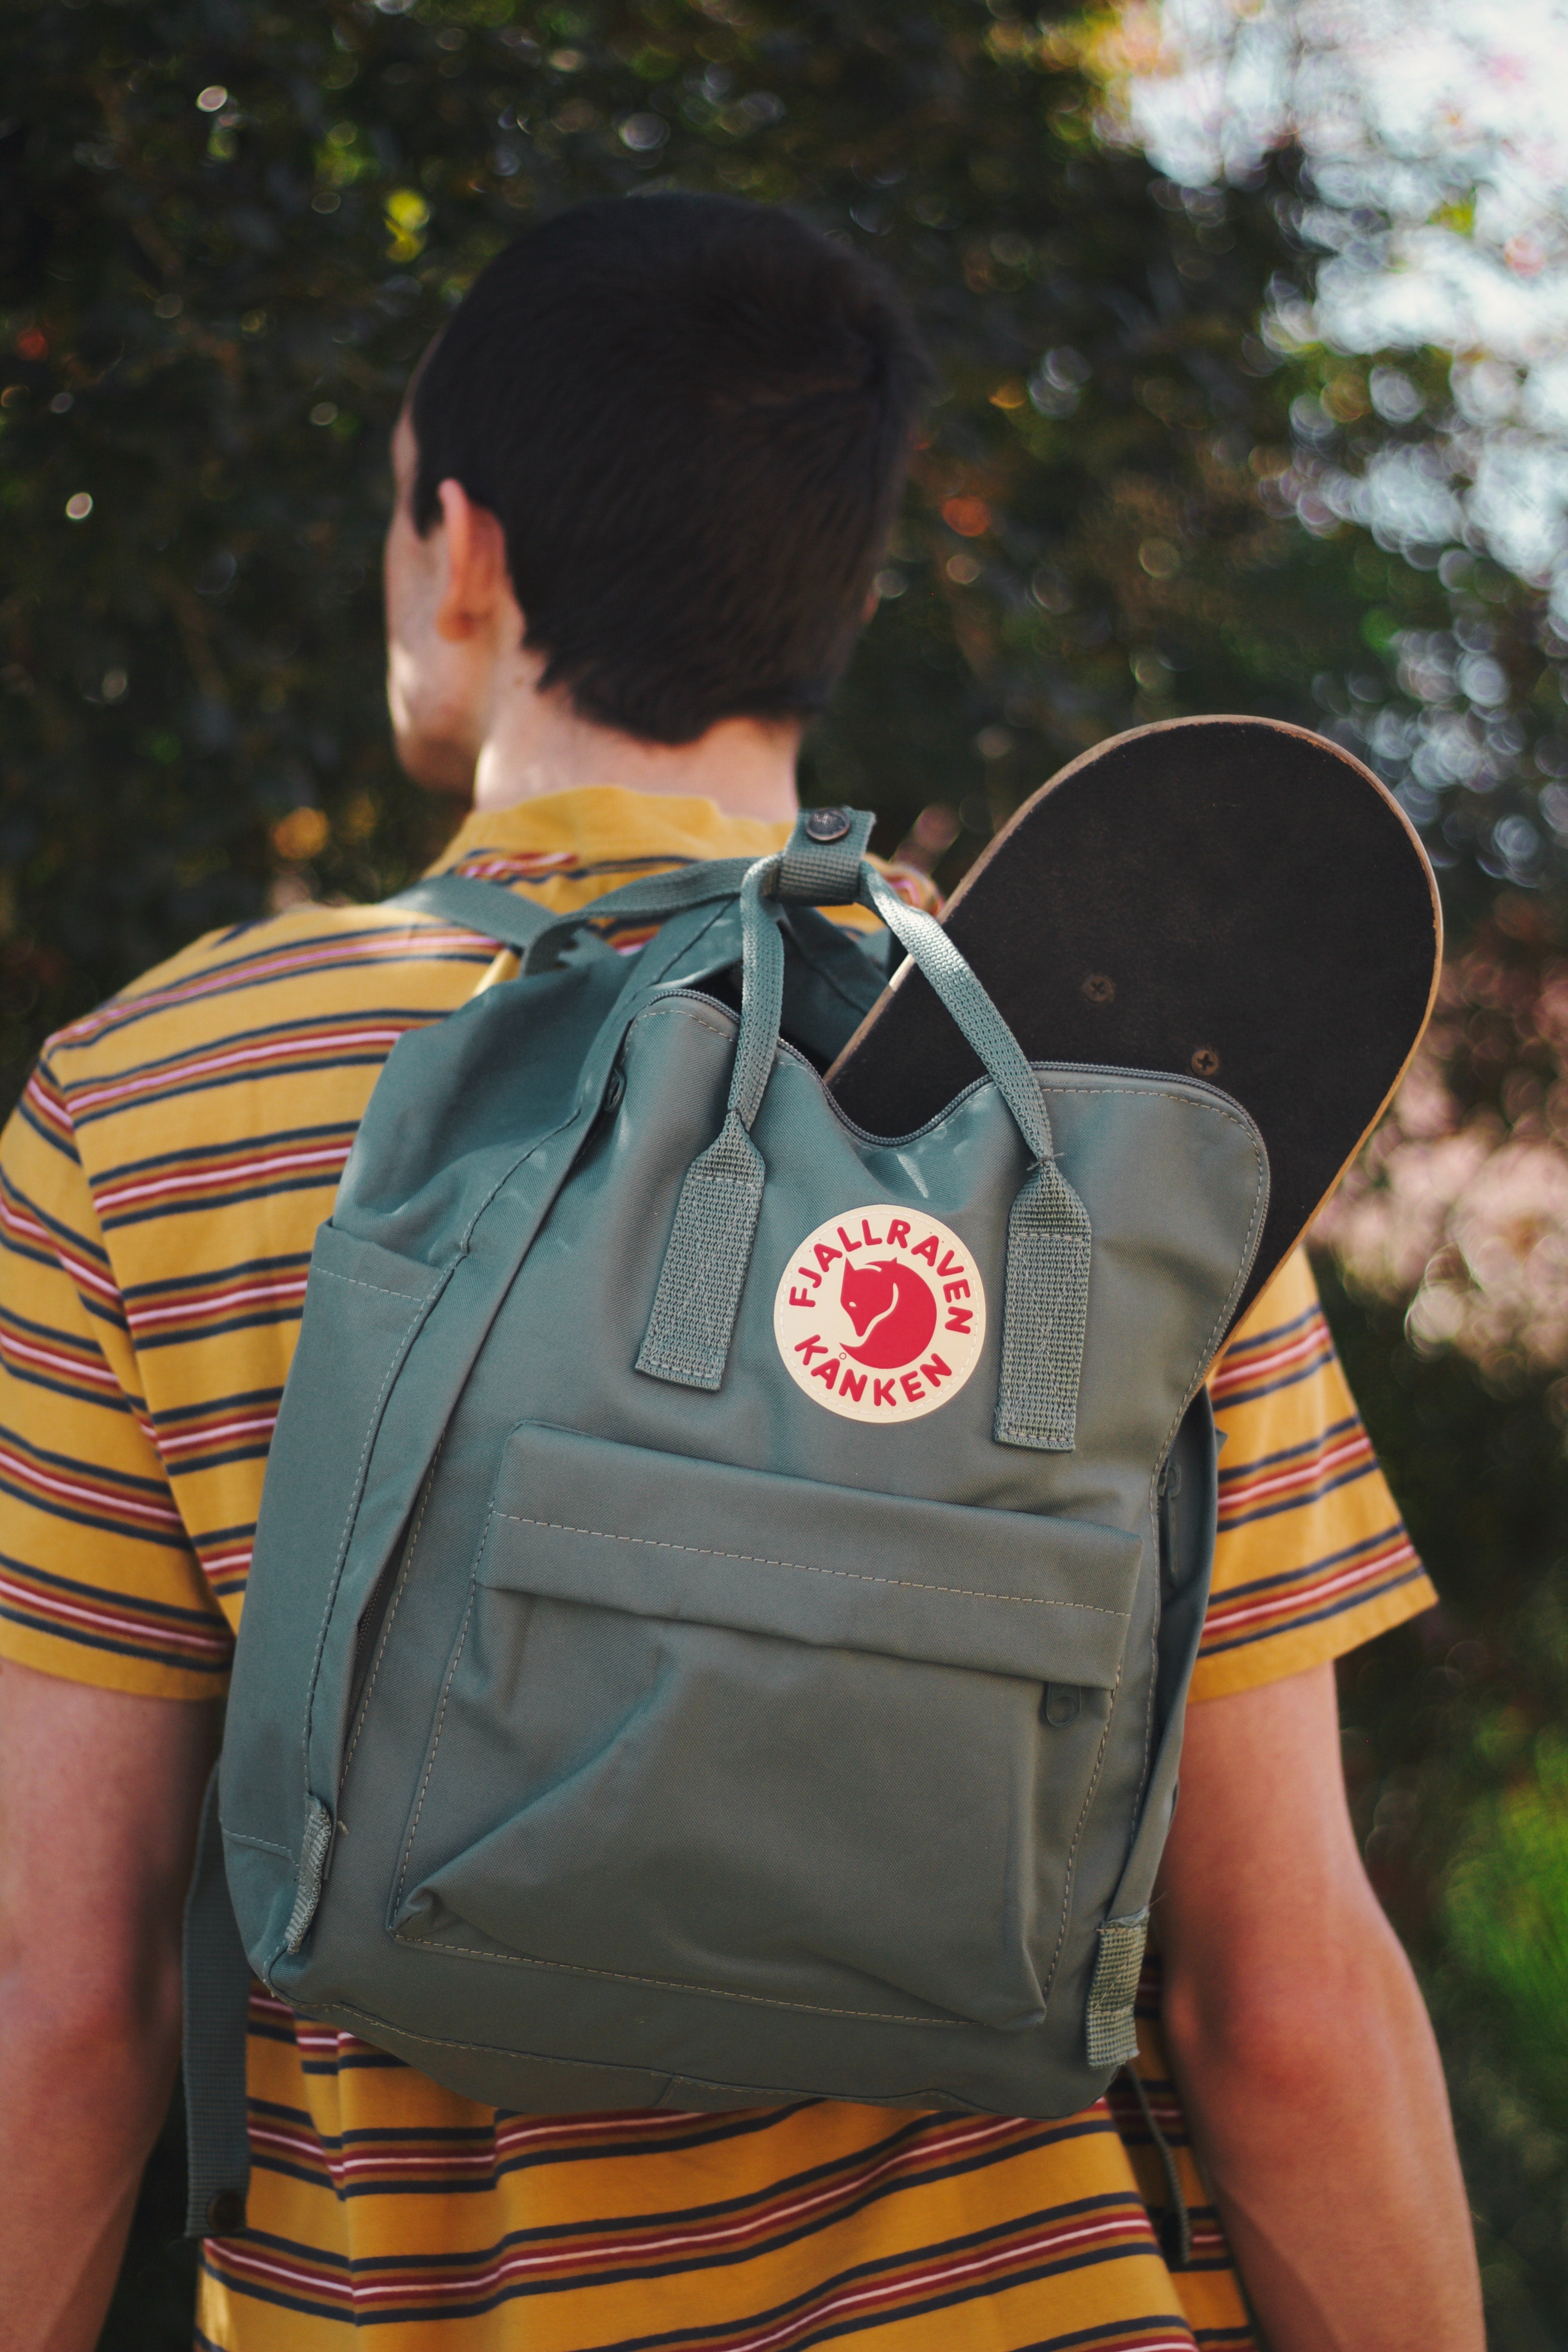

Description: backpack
[182,806,1266,2234]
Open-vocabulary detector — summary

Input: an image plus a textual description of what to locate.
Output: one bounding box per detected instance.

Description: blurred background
[4,0,1568,2340]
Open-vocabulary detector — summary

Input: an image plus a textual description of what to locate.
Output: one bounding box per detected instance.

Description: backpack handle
[637,811,1091,1453]
[392,809,1092,1450]
[853,867,1092,1452]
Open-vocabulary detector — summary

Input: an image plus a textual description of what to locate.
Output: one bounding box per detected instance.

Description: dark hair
[409,194,931,745]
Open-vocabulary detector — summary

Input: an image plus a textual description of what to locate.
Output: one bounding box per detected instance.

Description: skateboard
[826,716,1441,1332]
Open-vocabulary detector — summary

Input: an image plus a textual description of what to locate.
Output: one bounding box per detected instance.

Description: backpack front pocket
[391,1425,1141,2031]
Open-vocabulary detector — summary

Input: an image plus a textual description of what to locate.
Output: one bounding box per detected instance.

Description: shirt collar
[427,787,796,882]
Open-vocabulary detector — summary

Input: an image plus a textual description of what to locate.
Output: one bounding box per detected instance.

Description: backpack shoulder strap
[384,874,564,955]
[181,1764,255,2237]
[385,862,759,969]
[385,811,875,967]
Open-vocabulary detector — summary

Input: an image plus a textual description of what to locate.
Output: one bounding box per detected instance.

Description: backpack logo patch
[773,1206,986,1423]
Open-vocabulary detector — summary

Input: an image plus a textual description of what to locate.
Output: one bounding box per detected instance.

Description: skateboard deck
[827,716,1441,1332]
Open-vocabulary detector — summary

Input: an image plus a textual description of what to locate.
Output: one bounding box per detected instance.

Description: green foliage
[1,0,1449,1116]
[1447,1734,1568,2111]
[1320,1257,1568,2344]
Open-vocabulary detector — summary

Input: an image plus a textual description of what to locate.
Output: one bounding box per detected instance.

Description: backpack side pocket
[224,1223,448,1969]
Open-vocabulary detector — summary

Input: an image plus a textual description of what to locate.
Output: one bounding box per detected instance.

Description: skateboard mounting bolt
[1082,973,1115,1004]
[803,807,851,843]
[1191,1047,1220,1078]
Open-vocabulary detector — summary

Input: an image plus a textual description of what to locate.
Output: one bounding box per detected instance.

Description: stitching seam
[632,1002,736,1047]
[313,1267,439,1300]
[387,1932,967,2024]
[297,1275,444,1842]
[1041,1666,1119,2001]
[220,1828,292,1858]
[1156,1128,1269,1467]
[491,1514,1127,1617]
[318,2001,677,2071]
[828,1066,1264,1153]
[343,1447,441,1779]
[393,1534,484,1910]
[1141,1486,1160,1802]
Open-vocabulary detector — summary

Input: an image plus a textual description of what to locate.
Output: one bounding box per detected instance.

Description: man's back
[0,190,1480,2352]
[2,784,1439,2347]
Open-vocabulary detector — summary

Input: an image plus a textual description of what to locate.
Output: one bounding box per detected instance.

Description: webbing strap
[633,1109,765,1389]
[388,809,872,970]
[636,857,783,1389]
[996,1171,1092,1451]
[775,806,875,902]
[181,1764,254,2239]
[857,867,1057,1161]
[635,819,879,1389]
[386,864,757,971]
[858,869,1092,1453]
[386,874,563,954]
[1085,1907,1147,2070]
[1122,2050,1193,2270]
[283,1796,333,1954]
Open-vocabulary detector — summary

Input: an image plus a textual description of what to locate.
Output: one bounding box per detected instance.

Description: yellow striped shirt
[0,787,1434,2350]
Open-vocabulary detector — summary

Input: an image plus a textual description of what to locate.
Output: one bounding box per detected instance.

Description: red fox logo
[839,1258,938,1370]
[776,1206,984,1420]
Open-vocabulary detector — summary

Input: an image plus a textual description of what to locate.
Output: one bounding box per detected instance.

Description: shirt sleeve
[0,1061,232,1700]
[1191,1246,1434,1704]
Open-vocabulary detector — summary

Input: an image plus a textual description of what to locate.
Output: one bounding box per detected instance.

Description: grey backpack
[183,807,1265,2233]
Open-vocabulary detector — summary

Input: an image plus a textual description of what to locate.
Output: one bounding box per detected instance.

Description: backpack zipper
[639,985,1262,1152]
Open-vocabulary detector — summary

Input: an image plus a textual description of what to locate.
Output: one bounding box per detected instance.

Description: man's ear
[434,478,511,643]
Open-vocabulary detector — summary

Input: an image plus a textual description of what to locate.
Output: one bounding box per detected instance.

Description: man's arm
[0,1658,219,2352]
[1156,1659,1481,2350]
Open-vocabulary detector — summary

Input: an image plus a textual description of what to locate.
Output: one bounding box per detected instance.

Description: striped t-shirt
[0,786,1433,2351]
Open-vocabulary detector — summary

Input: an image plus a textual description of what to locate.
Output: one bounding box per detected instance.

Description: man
[0,194,1480,2350]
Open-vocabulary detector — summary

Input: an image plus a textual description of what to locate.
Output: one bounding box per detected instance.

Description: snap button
[802,807,851,843]
[206,2188,247,2234]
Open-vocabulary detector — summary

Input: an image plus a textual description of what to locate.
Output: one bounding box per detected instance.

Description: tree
[3,0,1452,1111]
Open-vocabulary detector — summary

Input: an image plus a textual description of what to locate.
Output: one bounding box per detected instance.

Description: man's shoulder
[6,898,502,1213]
[38,898,499,1089]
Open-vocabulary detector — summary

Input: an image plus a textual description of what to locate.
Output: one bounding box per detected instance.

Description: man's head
[383,194,930,795]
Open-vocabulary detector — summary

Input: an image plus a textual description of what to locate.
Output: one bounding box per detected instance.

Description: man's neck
[470,684,802,826]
